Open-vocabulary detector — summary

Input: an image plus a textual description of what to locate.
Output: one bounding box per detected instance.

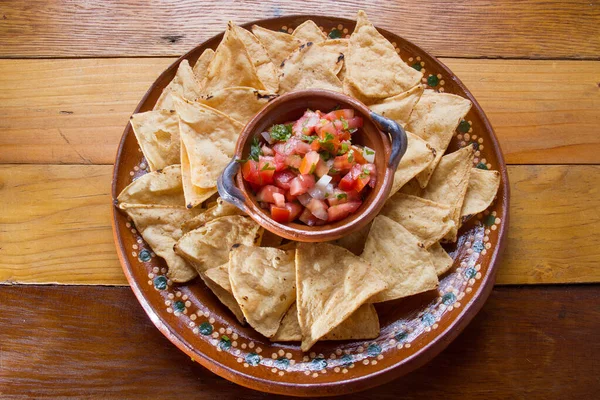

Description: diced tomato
[310,139,321,151]
[327,201,362,222]
[285,191,297,202]
[327,189,360,206]
[346,117,363,130]
[289,174,316,196]
[261,145,274,156]
[306,198,329,221]
[241,160,261,185]
[338,172,355,191]
[256,185,285,203]
[363,163,377,188]
[273,137,311,156]
[273,170,296,190]
[256,160,275,184]
[270,206,291,223]
[273,192,286,208]
[285,154,302,170]
[285,202,304,221]
[298,207,316,226]
[299,151,320,175]
[350,145,368,164]
[324,109,355,121]
[292,110,320,136]
[314,159,330,178]
[316,121,337,140]
[333,151,356,173]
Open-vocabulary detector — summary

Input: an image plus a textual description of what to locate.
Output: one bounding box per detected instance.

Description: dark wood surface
[0,285,598,399]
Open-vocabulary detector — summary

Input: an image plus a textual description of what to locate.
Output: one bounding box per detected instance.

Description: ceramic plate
[111,15,509,397]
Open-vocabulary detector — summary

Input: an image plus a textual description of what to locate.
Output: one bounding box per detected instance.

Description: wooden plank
[1,59,599,165]
[1,164,599,285]
[0,285,597,397]
[1,0,598,59]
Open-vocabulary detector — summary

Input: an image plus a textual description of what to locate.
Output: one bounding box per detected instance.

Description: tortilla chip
[192,48,215,83]
[461,168,501,217]
[369,85,424,128]
[428,242,454,276]
[279,42,343,94]
[381,193,455,248]
[202,274,246,324]
[117,165,185,208]
[362,215,438,303]
[154,60,203,111]
[232,25,279,92]
[173,95,244,188]
[330,221,372,256]
[252,25,302,67]
[198,87,276,125]
[182,197,244,232]
[180,140,217,208]
[420,145,475,242]
[260,230,284,247]
[202,22,266,93]
[229,246,296,338]
[271,303,379,342]
[296,242,387,351]
[407,90,472,188]
[292,20,327,44]
[346,11,422,99]
[389,132,436,197]
[129,110,180,172]
[204,263,231,292]
[123,206,200,282]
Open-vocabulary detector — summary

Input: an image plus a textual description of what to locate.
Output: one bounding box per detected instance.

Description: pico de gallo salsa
[239,108,377,226]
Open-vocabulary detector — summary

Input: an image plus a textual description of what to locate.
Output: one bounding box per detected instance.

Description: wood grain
[1,164,599,285]
[1,0,599,59]
[0,285,597,398]
[1,58,598,165]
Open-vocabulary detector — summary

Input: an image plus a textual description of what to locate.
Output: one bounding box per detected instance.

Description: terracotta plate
[111,15,509,397]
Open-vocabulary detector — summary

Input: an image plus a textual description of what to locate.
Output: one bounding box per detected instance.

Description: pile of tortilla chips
[117,11,501,351]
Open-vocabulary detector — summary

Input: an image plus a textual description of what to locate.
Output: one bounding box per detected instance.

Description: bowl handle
[369,112,407,171]
[217,159,248,213]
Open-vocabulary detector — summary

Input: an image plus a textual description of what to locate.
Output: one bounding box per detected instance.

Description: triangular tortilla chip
[201,263,245,324]
[182,197,244,232]
[369,85,424,128]
[229,245,296,338]
[295,242,387,351]
[192,48,214,83]
[232,25,279,93]
[173,95,244,188]
[292,20,327,43]
[428,242,454,276]
[461,168,501,217]
[154,60,203,111]
[389,132,436,196]
[407,89,472,188]
[252,25,302,67]
[346,11,422,99]
[342,76,378,105]
[117,165,185,208]
[130,110,180,172]
[202,22,266,93]
[198,87,276,125]
[123,206,200,282]
[381,193,455,248]
[420,145,475,242]
[204,263,231,292]
[271,303,379,342]
[180,140,217,208]
[362,215,438,303]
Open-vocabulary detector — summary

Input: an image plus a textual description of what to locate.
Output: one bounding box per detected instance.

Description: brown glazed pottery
[111,15,510,397]
[217,89,407,242]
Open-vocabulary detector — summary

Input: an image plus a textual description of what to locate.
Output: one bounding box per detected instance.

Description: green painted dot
[153,275,167,290]
[411,62,422,71]
[484,214,496,226]
[422,313,435,326]
[427,74,439,87]
[395,331,408,342]
[328,28,342,39]
[218,336,231,351]
[476,162,488,170]
[442,292,456,305]
[340,354,353,366]
[310,357,327,371]
[367,344,381,357]
[139,249,152,262]
[465,266,477,279]
[458,120,471,133]
[199,322,213,335]
[245,352,260,366]
[173,300,185,313]
[275,357,289,369]
[472,242,484,253]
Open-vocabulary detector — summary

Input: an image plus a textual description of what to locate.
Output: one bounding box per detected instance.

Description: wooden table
[1,1,599,398]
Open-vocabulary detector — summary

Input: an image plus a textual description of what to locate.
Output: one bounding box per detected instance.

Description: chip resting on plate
[198,87,276,125]
[362,215,438,303]
[346,10,423,99]
[292,20,327,43]
[369,85,424,128]
[229,245,296,338]
[204,263,231,292]
[180,139,218,208]
[389,132,436,197]
[251,25,302,67]
[295,242,387,351]
[461,168,501,217]
[192,48,214,83]
[428,242,454,276]
[182,197,245,232]
[117,164,185,208]
[154,59,203,111]
[232,24,280,93]
[129,110,180,172]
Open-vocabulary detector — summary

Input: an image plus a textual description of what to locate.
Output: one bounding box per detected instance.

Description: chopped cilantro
[324,193,330,198]
[319,151,332,161]
[320,141,335,153]
[309,163,316,174]
[270,124,293,141]
[336,193,347,200]
[329,168,339,175]
[347,150,354,163]
[365,148,375,155]
[323,133,335,142]
[260,162,275,171]
[340,117,349,130]
[338,142,349,155]
[300,135,317,143]
[349,128,357,134]
[249,137,261,161]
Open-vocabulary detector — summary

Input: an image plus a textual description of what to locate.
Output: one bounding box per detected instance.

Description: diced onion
[363,146,376,163]
[315,174,332,191]
[261,131,274,144]
[308,186,325,200]
[297,193,312,206]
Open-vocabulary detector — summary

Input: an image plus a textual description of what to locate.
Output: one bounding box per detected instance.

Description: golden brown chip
[362,215,438,303]
[271,303,379,342]
[202,263,244,324]
[129,110,180,172]
[180,140,217,208]
[381,193,455,248]
[117,165,185,208]
[198,87,275,125]
[292,20,327,43]
[295,242,387,351]
[461,168,501,217]
[251,25,302,67]
[407,89,472,188]
[229,246,296,338]
[346,11,423,99]
[330,221,372,256]
[232,25,280,92]
[369,85,424,128]
[192,48,215,83]
[204,263,231,292]
[428,242,454,276]
[389,132,436,197]
[154,60,203,111]
[182,197,244,232]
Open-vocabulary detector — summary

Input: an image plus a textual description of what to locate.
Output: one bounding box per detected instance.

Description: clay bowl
[217,89,407,242]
